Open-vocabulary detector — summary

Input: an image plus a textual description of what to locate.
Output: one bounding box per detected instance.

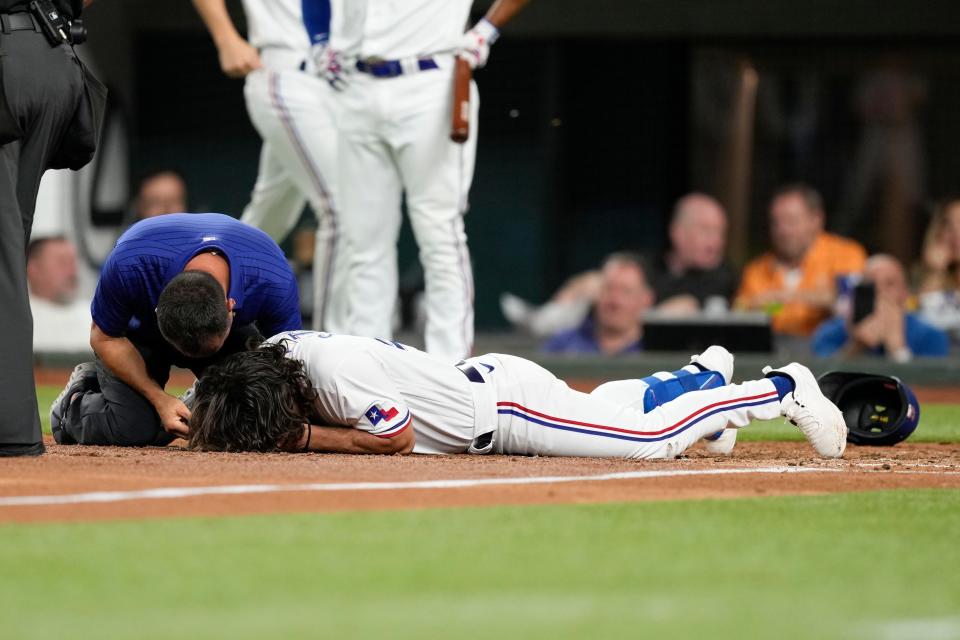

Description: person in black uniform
[0,0,104,456]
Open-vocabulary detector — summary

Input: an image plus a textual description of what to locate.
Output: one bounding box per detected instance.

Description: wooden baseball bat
[450,56,471,144]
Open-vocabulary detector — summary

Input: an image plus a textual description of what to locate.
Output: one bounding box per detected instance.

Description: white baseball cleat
[691,346,737,455]
[690,345,734,385]
[763,363,847,459]
[702,427,737,455]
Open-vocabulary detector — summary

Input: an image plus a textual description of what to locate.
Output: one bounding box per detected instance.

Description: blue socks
[767,375,795,401]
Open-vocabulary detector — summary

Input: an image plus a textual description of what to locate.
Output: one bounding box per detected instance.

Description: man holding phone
[812,254,949,361]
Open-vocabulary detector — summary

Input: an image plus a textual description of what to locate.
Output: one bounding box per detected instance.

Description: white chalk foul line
[0,466,837,508]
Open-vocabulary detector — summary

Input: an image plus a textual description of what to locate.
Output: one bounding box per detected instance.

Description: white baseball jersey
[267,331,478,453]
[237,0,349,332]
[241,0,310,53]
[267,331,786,459]
[336,0,472,59]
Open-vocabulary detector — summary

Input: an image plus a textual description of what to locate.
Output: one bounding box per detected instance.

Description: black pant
[0,31,85,456]
[55,325,263,447]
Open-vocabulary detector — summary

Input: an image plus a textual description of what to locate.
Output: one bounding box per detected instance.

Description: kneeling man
[189,332,847,460]
[52,213,301,446]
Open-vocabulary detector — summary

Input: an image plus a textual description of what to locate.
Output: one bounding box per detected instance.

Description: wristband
[474,18,500,45]
[301,424,312,452]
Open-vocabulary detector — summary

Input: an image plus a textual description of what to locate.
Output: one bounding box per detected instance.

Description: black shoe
[0,441,45,457]
[50,362,98,441]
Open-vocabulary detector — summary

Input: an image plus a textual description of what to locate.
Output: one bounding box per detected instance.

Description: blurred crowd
[31,164,960,364]
[503,184,960,361]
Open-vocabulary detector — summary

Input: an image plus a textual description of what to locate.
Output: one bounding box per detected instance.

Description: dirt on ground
[1,437,957,524]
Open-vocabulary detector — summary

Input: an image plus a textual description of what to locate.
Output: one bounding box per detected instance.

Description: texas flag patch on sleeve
[363,403,412,438]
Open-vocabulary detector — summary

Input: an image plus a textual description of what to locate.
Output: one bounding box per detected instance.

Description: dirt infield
[0,437,957,524]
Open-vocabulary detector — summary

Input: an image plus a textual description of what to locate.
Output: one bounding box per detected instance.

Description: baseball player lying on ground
[187,331,847,459]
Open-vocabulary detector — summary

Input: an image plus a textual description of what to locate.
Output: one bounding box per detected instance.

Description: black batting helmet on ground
[817,372,920,446]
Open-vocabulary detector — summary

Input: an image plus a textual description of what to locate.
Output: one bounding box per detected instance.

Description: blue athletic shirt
[91,213,301,341]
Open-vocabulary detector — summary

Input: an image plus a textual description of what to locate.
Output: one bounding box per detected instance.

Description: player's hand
[154,393,192,439]
[310,43,348,91]
[217,35,262,79]
[458,18,500,69]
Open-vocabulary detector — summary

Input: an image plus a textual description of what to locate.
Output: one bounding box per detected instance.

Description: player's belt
[455,362,485,384]
[355,56,439,78]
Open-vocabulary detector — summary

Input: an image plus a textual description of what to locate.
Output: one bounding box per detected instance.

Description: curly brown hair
[188,341,319,452]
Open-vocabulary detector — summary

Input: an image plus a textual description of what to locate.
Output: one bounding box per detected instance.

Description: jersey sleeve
[89,252,135,337]
[326,352,412,439]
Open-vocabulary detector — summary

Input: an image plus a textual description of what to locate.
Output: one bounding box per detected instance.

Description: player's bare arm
[90,322,190,438]
[483,0,531,28]
[295,423,416,455]
[192,0,262,78]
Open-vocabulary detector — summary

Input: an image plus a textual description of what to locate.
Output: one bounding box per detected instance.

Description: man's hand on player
[459,18,500,69]
[310,43,348,91]
[217,35,262,78]
[154,393,192,439]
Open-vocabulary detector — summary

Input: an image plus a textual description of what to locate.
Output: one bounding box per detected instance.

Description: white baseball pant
[465,355,782,460]
[241,57,349,332]
[336,62,479,360]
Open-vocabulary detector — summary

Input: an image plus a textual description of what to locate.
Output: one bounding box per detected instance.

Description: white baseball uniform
[329,0,480,360]
[267,331,784,459]
[238,0,348,332]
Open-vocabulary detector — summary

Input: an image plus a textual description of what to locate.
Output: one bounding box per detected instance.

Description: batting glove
[309,43,349,91]
[459,18,500,69]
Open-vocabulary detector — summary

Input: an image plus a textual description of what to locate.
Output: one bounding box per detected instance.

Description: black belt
[456,362,485,384]
[0,12,39,34]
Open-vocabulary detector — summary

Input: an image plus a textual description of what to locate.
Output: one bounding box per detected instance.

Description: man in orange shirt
[736,184,867,336]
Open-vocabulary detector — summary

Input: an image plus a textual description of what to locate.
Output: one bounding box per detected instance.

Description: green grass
[35,385,960,443]
[1,490,959,639]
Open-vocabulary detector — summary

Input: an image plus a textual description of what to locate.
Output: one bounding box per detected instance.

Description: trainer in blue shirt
[50,213,302,447]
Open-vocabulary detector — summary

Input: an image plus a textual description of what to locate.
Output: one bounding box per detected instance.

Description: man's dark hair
[156,271,229,357]
[771,182,825,214]
[189,342,317,452]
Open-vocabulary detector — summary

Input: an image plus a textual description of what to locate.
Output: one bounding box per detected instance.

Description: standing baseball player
[193,0,348,331]
[303,0,529,360]
[189,332,847,460]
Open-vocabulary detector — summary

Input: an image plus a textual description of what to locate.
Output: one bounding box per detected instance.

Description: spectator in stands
[134,169,188,220]
[916,197,960,341]
[735,183,867,337]
[648,193,738,314]
[27,237,92,352]
[812,254,948,361]
[502,192,735,336]
[543,252,652,355]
